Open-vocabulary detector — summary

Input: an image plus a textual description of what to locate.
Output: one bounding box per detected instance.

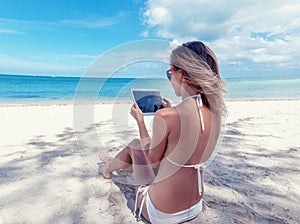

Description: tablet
[131,88,163,115]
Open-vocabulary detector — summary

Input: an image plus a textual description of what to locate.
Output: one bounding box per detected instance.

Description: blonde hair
[170,41,227,117]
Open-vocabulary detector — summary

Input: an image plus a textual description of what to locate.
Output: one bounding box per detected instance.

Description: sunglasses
[166,68,173,81]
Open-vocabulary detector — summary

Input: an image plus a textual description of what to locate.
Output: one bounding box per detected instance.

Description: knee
[124,138,141,155]
[128,138,141,150]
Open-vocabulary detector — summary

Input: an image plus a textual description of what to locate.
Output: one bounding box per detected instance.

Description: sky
[0,0,299,78]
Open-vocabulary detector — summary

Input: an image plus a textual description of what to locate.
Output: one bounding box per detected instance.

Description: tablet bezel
[130,88,162,115]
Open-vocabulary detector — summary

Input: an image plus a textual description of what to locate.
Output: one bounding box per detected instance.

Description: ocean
[0,74,299,104]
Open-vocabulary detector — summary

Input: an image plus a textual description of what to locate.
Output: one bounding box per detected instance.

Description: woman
[98,41,227,224]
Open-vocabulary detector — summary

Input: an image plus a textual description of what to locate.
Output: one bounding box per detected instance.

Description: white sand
[0,100,299,224]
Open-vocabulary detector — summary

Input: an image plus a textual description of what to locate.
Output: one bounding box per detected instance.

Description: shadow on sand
[1,116,299,223]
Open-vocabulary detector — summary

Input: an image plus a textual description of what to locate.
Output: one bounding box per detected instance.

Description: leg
[99,139,154,222]
[98,142,134,179]
[98,138,155,185]
[98,151,113,163]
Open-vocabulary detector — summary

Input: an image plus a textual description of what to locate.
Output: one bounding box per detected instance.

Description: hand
[130,103,144,124]
[161,97,171,108]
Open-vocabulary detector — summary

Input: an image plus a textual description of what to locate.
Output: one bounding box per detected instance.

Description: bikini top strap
[164,156,204,195]
[182,93,205,132]
[196,94,205,132]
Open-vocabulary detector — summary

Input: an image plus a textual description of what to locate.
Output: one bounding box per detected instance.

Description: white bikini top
[182,93,205,132]
[165,93,205,196]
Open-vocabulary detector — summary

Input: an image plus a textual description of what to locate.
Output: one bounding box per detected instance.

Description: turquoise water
[0,74,299,104]
[225,77,300,100]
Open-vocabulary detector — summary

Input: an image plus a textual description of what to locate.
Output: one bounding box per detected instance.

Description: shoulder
[152,108,177,136]
[153,107,179,130]
[154,107,178,119]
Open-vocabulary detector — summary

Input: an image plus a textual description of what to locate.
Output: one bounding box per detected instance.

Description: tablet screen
[131,89,163,115]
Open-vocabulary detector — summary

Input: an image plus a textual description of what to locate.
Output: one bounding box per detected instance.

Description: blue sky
[0,0,299,78]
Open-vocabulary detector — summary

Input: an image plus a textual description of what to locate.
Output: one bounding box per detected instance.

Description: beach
[0,100,300,224]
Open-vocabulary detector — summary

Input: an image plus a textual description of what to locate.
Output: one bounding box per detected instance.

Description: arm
[146,109,169,167]
[130,103,151,149]
[130,103,170,167]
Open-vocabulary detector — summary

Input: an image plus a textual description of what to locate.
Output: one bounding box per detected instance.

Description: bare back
[148,98,219,213]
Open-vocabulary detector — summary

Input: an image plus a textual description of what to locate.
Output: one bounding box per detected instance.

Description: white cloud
[60,13,125,28]
[0,28,25,35]
[68,54,97,59]
[60,11,128,28]
[142,0,300,77]
[0,12,126,31]
[0,17,53,30]
[142,0,246,41]
[0,55,86,76]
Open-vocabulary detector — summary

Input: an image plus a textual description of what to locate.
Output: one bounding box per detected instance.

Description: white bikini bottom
[135,185,203,224]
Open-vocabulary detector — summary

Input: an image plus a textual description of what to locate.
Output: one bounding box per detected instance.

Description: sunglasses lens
[166,68,173,81]
[167,72,172,81]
